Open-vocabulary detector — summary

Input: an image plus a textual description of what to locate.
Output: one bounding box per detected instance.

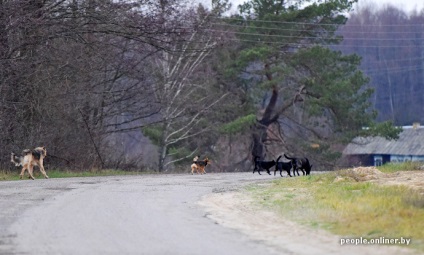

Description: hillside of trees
[0,0,407,173]
[337,3,424,125]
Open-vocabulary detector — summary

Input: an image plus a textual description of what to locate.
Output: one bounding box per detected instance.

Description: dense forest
[337,3,424,125]
[0,0,410,173]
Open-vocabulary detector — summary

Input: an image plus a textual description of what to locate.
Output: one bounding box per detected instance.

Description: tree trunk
[251,125,267,159]
[158,121,169,172]
[158,144,167,172]
[250,77,279,160]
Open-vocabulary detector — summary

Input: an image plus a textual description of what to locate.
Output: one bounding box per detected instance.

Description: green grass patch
[247,171,424,252]
[377,161,423,173]
[0,169,154,181]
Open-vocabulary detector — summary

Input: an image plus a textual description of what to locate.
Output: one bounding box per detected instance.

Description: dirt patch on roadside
[371,170,424,194]
[199,192,415,255]
[336,167,424,194]
[199,169,423,255]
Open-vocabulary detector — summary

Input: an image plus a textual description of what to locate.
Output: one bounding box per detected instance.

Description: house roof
[343,127,424,156]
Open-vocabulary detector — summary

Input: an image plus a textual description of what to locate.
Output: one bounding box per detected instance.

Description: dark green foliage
[142,126,163,146]
[292,47,375,133]
[361,122,402,140]
[219,114,256,134]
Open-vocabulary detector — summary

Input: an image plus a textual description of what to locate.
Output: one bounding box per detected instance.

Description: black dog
[274,155,293,177]
[284,154,312,176]
[253,156,275,175]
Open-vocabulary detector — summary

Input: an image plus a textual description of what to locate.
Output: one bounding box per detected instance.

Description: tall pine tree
[219,0,400,167]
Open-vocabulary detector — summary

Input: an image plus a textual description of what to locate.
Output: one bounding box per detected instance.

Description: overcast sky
[198,0,424,15]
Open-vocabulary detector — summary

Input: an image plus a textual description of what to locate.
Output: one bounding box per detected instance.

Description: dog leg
[38,163,49,179]
[27,165,35,180]
[19,167,26,179]
[293,167,299,176]
[191,163,198,175]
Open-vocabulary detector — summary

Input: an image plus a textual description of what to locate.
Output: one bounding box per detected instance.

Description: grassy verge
[0,169,154,181]
[246,168,424,252]
[378,161,423,173]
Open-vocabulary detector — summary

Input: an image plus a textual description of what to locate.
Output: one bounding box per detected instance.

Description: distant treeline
[337,4,424,125]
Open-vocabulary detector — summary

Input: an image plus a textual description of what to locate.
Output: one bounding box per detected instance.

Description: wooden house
[343,125,424,166]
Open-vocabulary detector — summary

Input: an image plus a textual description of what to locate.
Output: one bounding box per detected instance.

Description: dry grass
[247,169,424,252]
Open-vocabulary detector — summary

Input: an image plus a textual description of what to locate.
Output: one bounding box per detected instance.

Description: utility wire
[210,22,424,34]
[214,17,424,27]
[222,37,423,48]
[206,28,423,41]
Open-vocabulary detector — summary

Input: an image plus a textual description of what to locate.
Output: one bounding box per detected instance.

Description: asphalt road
[0,173,280,255]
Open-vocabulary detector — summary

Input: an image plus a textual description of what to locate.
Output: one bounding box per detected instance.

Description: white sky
[355,0,424,13]
[198,0,424,15]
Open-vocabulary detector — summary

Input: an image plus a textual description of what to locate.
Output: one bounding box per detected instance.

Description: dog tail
[11,152,21,166]
[276,155,282,163]
[284,154,295,160]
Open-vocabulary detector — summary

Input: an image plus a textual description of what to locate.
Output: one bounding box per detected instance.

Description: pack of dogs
[253,154,312,177]
[190,153,312,177]
[10,146,49,180]
[9,147,310,179]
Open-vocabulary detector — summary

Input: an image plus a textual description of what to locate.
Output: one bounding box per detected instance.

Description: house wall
[373,155,390,166]
[344,154,374,167]
[343,154,424,167]
[390,155,424,163]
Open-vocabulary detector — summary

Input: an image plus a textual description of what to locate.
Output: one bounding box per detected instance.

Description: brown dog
[191,157,210,175]
[11,147,49,180]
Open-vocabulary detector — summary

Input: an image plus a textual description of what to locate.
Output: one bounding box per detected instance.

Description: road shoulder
[198,190,416,255]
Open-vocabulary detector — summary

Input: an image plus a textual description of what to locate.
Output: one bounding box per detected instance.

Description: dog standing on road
[191,155,201,174]
[196,157,210,174]
[11,146,49,180]
[284,154,312,176]
[274,155,293,177]
[191,157,210,175]
[253,156,276,175]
